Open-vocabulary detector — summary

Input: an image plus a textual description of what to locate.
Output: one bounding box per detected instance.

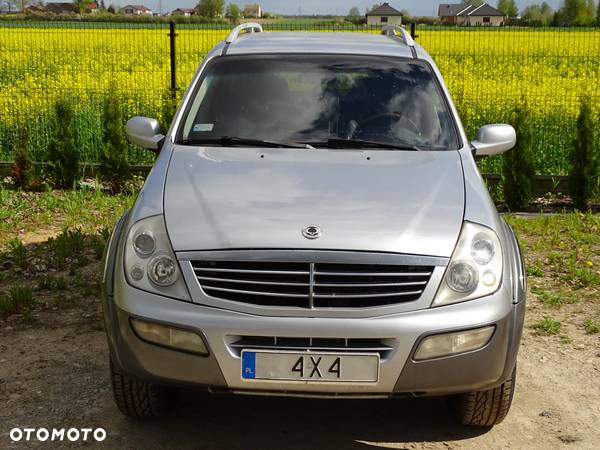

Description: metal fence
[0,21,599,173]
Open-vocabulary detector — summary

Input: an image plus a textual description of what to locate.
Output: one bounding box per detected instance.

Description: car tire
[449,366,516,427]
[110,360,173,418]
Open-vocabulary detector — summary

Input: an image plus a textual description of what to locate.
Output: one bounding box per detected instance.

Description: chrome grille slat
[314,271,432,277]
[313,290,424,299]
[315,281,427,287]
[228,344,393,352]
[197,276,309,287]
[228,335,395,359]
[202,285,308,298]
[191,259,434,308]
[194,267,309,275]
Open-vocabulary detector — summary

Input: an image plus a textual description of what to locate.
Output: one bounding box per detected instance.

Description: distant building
[243,4,262,18]
[171,8,196,17]
[25,5,46,13]
[0,3,20,13]
[366,2,403,26]
[120,4,153,16]
[438,3,505,26]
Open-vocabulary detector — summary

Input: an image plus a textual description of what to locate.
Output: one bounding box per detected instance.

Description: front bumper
[105,278,524,397]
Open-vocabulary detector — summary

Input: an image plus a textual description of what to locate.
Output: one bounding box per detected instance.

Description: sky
[112,0,563,18]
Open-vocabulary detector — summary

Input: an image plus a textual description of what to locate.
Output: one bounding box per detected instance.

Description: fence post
[410,22,416,39]
[168,21,178,99]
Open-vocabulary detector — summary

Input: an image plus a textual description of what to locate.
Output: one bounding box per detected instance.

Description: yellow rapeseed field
[0,23,599,172]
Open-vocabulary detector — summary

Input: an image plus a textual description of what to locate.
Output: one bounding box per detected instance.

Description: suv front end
[102,25,525,426]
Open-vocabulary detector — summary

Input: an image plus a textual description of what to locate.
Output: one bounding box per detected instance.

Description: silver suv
[102,24,526,427]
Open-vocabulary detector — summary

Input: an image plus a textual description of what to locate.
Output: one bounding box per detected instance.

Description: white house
[438,3,505,26]
[120,4,153,16]
[366,2,403,26]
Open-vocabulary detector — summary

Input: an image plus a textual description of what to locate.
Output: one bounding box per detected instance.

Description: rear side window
[180,54,459,150]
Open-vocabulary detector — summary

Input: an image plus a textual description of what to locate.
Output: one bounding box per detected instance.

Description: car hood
[164,146,465,257]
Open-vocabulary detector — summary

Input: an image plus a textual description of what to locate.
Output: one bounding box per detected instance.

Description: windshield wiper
[178,136,309,149]
[306,138,423,151]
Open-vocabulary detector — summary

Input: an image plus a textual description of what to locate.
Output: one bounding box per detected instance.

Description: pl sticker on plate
[242,351,256,379]
[193,123,214,132]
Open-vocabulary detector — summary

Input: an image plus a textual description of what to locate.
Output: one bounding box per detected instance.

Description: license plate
[241,350,379,383]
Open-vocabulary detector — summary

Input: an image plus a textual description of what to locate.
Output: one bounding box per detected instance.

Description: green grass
[0,185,135,249]
[583,318,600,334]
[530,286,574,308]
[0,286,33,316]
[505,213,600,290]
[6,237,27,270]
[532,317,562,335]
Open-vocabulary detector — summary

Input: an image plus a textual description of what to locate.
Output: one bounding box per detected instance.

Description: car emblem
[302,225,322,240]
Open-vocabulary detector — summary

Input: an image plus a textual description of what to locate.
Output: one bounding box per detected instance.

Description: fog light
[131,319,208,355]
[413,326,494,361]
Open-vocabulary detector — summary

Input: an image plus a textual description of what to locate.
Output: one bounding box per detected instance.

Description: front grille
[192,260,433,308]
[228,335,395,359]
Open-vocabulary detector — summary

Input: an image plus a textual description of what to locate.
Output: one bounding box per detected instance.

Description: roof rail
[225,23,263,44]
[381,25,415,48]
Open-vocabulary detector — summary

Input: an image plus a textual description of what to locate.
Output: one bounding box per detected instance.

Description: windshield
[178,54,459,150]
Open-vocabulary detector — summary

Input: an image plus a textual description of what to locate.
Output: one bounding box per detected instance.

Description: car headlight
[433,222,502,307]
[124,215,190,301]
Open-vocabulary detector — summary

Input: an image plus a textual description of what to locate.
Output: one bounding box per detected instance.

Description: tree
[497,0,518,18]
[47,99,79,190]
[107,4,115,13]
[555,0,595,25]
[521,2,554,25]
[99,85,129,193]
[400,9,411,20]
[11,125,33,190]
[569,99,598,210]
[196,0,224,18]
[100,0,105,10]
[347,6,360,18]
[225,3,240,23]
[502,105,536,210]
[73,0,92,14]
[367,3,382,13]
[597,0,600,25]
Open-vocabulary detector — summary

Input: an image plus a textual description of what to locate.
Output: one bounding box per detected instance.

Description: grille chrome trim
[313,290,423,299]
[316,281,427,287]
[194,267,310,275]
[197,276,309,287]
[227,335,395,359]
[314,270,432,277]
[202,285,308,298]
[190,257,435,309]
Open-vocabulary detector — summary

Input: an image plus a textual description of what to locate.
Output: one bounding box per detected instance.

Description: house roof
[366,2,402,16]
[438,3,505,17]
[172,8,196,13]
[121,4,153,12]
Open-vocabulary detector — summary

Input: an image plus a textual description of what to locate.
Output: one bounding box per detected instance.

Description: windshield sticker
[193,123,214,132]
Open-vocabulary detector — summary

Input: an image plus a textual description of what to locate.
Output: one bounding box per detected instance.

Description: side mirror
[471,124,516,157]
[126,117,165,153]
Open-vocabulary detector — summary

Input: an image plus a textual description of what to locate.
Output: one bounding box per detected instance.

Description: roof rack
[381,25,415,48]
[225,23,263,44]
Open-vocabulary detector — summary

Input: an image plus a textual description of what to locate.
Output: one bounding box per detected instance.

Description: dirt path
[1,297,599,450]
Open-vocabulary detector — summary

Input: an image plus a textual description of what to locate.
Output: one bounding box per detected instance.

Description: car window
[179,54,459,150]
